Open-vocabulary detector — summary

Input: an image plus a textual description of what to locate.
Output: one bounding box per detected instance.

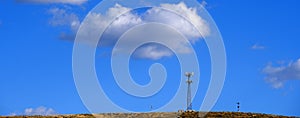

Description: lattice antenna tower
[185,72,194,110]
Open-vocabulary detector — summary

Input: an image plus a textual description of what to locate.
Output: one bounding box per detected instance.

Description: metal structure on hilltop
[237,102,240,112]
[185,72,194,110]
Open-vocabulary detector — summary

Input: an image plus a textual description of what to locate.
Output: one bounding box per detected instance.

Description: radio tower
[237,102,240,112]
[185,72,194,110]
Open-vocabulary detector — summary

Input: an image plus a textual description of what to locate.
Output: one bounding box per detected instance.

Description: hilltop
[1,111,297,118]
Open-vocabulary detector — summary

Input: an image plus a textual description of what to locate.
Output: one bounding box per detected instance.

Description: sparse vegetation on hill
[181,111,296,118]
[0,112,296,118]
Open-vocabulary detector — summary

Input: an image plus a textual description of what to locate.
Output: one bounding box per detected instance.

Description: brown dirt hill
[0,112,297,118]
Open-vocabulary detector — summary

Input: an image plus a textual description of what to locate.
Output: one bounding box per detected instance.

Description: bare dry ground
[0,112,297,118]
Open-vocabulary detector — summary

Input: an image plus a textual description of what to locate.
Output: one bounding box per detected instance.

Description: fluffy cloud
[133,45,174,60]
[200,0,208,8]
[263,59,300,89]
[9,106,56,116]
[81,2,210,60]
[48,7,80,32]
[251,44,265,50]
[7,113,17,116]
[16,0,87,5]
[25,106,56,116]
[96,4,143,46]
[159,2,210,40]
[47,7,81,41]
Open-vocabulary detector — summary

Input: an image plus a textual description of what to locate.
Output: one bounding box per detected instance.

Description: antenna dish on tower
[185,72,194,78]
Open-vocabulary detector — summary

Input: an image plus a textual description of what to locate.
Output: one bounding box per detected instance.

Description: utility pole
[185,72,194,110]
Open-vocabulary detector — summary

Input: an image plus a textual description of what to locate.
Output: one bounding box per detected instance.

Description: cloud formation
[9,106,56,116]
[16,0,87,5]
[263,59,300,89]
[200,0,208,8]
[251,44,265,50]
[47,7,81,41]
[48,7,80,32]
[81,2,210,60]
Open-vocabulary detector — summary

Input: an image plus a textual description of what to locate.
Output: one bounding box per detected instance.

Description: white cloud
[263,59,300,89]
[200,0,208,8]
[47,7,81,41]
[7,113,17,116]
[24,106,56,116]
[251,44,265,50]
[159,2,210,40]
[97,4,143,46]
[81,2,210,60]
[133,45,174,60]
[16,0,88,5]
[48,7,80,32]
[9,106,56,116]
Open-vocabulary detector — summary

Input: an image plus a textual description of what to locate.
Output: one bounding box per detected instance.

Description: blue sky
[1,0,300,116]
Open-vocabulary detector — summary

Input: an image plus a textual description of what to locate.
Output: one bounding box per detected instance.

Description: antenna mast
[185,72,194,110]
[237,102,240,112]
